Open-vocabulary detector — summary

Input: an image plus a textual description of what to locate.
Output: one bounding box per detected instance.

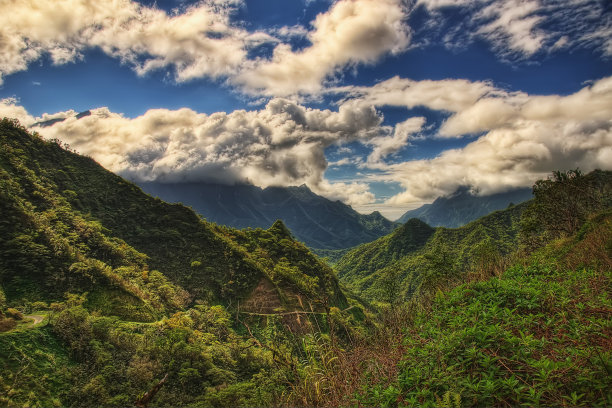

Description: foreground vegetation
[1,118,610,406]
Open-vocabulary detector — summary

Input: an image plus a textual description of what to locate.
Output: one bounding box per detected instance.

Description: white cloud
[268,25,309,40]
[416,0,475,9]
[234,0,410,96]
[0,0,253,84]
[0,98,35,125]
[24,98,383,205]
[0,0,608,98]
[415,0,612,60]
[474,0,545,57]
[372,76,612,203]
[328,156,364,167]
[6,75,611,211]
[338,76,499,113]
[0,0,410,96]
[366,117,425,164]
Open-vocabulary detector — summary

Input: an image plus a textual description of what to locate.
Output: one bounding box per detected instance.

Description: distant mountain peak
[75,110,91,119]
[31,110,92,128]
[397,186,532,228]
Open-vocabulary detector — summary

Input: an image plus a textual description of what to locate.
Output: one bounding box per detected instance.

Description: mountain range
[397,186,533,227]
[1,118,611,407]
[138,181,398,250]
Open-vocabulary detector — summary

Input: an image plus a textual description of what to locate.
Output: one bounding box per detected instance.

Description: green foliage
[310,247,350,265]
[1,120,610,408]
[0,118,266,308]
[0,119,350,314]
[0,302,289,407]
[223,220,349,310]
[0,119,362,406]
[0,326,73,407]
[520,169,612,251]
[337,204,525,302]
[360,260,611,407]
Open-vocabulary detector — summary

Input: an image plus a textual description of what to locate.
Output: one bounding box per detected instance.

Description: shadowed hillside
[139,181,398,250]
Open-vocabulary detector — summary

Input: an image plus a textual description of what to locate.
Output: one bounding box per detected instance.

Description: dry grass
[285,306,413,407]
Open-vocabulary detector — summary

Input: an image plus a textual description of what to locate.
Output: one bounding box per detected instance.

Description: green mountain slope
[338,169,611,304]
[0,120,249,311]
[0,119,366,407]
[278,170,612,408]
[337,203,527,302]
[0,118,350,312]
[139,181,398,250]
[358,207,612,407]
[2,117,610,408]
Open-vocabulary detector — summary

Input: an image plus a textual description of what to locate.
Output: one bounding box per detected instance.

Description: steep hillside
[0,118,353,314]
[139,181,398,250]
[2,118,610,408]
[337,203,527,302]
[0,118,368,407]
[397,186,532,227]
[281,170,612,408]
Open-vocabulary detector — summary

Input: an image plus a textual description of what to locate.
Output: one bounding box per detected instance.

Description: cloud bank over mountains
[0,0,610,214]
[3,75,611,208]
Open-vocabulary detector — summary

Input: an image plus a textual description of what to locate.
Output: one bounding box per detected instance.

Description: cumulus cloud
[4,76,611,211]
[371,76,612,203]
[267,25,309,40]
[0,0,253,84]
[0,98,35,125]
[0,0,411,95]
[1,0,607,100]
[338,76,499,113]
[234,0,410,96]
[24,98,382,205]
[475,0,545,57]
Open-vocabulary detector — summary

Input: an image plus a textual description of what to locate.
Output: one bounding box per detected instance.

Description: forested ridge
[1,119,610,407]
[0,119,364,406]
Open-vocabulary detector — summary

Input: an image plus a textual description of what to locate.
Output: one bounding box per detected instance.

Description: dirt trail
[25,314,45,326]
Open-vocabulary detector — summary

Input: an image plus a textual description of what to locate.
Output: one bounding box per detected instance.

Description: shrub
[5,308,23,320]
[0,318,17,332]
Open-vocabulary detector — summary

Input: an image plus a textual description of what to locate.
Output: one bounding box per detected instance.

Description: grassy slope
[0,326,73,407]
[360,211,612,407]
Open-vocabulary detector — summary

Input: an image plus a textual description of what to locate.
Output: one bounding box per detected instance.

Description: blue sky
[0,0,611,219]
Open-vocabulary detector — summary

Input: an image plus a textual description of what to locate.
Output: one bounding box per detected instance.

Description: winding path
[25,314,45,327]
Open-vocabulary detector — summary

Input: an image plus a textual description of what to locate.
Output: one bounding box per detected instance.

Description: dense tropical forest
[1,118,611,407]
